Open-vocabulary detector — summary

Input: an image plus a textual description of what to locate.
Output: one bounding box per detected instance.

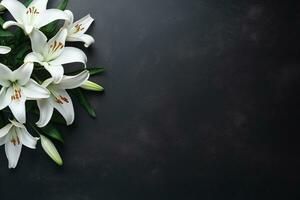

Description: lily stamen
[60,96,69,103]
[54,96,69,104]
[49,87,69,105]
[26,6,39,15]
[11,137,20,146]
[74,24,85,33]
[11,83,22,101]
[50,41,64,53]
[55,98,64,104]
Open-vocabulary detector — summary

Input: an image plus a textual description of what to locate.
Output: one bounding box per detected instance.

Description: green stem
[29,122,42,137]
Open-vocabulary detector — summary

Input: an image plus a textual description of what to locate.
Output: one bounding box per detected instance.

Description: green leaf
[0,17,14,38]
[72,89,96,118]
[41,124,64,143]
[24,0,33,7]
[50,112,67,124]
[15,43,30,59]
[67,67,105,76]
[0,29,13,37]
[25,101,35,112]
[14,27,26,42]
[0,16,5,26]
[40,22,58,38]
[57,0,69,10]
[40,135,63,166]
[89,68,105,76]
[8,41,31,66]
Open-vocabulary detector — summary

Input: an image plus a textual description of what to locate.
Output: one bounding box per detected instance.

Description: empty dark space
[1,0,300,199]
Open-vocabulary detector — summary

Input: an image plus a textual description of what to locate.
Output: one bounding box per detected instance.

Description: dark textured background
[1,0,300,199]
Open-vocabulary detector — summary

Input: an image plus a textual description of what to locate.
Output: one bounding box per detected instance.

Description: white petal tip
[88,14,94,21]
[84,41,94,48]
[0,46,11,54]
[2,22,10,29]
[36,122,45,128]
[66,121,74,126]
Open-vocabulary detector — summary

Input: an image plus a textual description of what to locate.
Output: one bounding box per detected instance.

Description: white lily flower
[36,70,90,127]
[0,62,50,123]
[24,28,87,83]
[1,0,68,34]
[63,10,95,48]
[0,120,39,169]
[0,46,11,54]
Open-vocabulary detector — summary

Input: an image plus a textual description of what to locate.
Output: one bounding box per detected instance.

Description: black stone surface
[1,0,300,199]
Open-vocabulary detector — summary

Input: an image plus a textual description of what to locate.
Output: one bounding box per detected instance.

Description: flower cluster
[0,0,103,168]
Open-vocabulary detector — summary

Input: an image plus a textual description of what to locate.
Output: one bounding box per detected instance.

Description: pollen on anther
[11,138,16,145]
[11,137,20,146]
[60,96,69,103]
[55,98,64,104]
[74,24,84,33]
[26,7,39,15]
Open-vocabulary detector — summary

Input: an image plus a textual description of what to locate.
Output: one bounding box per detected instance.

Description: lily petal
[24,52,44,64]
[59,70,90,90]
[1,0,26,24]
[0,64,12,87]
[64,10,74,26]
[50,89,74,125]
[44,64,64,83]
[29,29,47,54]
[0,87,12,109]
[41,78,54,88]
[36,99,54,127]
[5,141,22,169]
[3,21,23,29]
[22,79,49,99]
[0,123,13,138]
[36,9,68,29]
[12,63,33,85]
[17,127,38,149]
[67,34,95,47]
[0,135,8,146]
[0,46,11,54]
[9,95,26,124]
[49,47,87,66]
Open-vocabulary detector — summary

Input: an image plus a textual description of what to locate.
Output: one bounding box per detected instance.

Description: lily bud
[40,135,63,166]
[81,80,104,92]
